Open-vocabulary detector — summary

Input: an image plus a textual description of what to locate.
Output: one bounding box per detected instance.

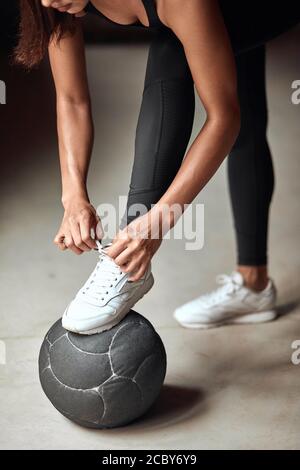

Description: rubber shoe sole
[174,309,277,330]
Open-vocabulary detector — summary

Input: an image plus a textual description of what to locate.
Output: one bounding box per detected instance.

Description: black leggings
[122,1,300,266]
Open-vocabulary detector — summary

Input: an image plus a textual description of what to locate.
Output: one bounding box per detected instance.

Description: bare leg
[238,265,268,291]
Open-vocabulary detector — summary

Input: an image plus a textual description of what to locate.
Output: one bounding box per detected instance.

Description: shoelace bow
[200,273,240,305]
[81,241,123,302]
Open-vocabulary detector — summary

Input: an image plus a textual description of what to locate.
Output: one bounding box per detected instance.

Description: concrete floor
[0,27,300,450]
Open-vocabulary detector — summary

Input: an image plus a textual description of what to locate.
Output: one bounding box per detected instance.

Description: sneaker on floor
[62,241,154,335]
[174,271,277,329]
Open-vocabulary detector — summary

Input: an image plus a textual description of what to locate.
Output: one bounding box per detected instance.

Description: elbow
[57,93,92,108]
[56,95,93,120]
[207,101,241,143]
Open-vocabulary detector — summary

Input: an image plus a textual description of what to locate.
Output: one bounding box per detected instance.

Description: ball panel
[134,352,166,409]
[110,321,159,378]
[69,327,115,354]
[51,334,112,389]
[38,339,50,374]
[46,319,65,345]
[57,412,107,429]
[100,376,143,427]
[40,366,105,425]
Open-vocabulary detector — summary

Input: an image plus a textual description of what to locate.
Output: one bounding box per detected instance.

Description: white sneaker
[62,241,154,335]
[174,271,277,329]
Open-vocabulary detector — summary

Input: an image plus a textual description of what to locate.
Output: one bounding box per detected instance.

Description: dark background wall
[0,1,153,195]
[0,2,19,48]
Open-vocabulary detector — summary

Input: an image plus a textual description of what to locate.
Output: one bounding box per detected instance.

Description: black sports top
[86,0,166,30]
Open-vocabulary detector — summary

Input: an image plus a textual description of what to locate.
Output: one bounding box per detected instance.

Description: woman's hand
[54,198,103,255]
[106,211,163,282]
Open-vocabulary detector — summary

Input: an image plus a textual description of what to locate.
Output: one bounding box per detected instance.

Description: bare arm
[49,19,92,202]
[49,19,101,254]
[156,0,240,218]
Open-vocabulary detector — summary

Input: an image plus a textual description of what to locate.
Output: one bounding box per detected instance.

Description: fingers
[114,241,145,268]
[114,246,149,282]
[69,218,91,252]
[113,243,135,267]
[107,234,150,280]
[79,218,97,250]
[60,231,84,255]
[53,230,86,255]
[106,231,131,259]
[54,200,102,255]
[123,252,147,275]
[62,215,98,252]
[54,233,67,251]
[69,209,99,251]
[95,217,104,241]
[124,248,149,278]
[129,263,148,282]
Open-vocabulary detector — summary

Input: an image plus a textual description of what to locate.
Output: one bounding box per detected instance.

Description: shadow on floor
[127,384,206,432]
[276,299,300,318]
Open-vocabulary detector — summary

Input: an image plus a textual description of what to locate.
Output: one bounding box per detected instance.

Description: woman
[15,0,300,334]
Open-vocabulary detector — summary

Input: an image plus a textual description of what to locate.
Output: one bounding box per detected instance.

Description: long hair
[14,0,76,68]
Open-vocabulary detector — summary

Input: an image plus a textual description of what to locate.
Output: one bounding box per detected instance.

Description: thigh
[121,31,195,226]
[129,30,195,194]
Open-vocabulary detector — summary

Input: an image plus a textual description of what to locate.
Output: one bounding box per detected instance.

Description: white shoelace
[200,273,241,306]
[80,241,123,303]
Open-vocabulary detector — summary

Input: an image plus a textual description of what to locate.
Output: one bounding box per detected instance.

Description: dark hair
[14,0,76,68]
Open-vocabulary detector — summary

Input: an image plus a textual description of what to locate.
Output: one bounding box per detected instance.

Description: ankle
[237,265,269,292]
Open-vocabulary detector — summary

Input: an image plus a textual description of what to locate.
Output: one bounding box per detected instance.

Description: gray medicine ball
[39,311,167,428]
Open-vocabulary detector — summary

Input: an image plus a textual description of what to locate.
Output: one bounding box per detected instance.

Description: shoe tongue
[231,271,244,286]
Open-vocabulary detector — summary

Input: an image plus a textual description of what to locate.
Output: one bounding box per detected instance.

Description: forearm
[57,98,94,205]
[154,112,240,228]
